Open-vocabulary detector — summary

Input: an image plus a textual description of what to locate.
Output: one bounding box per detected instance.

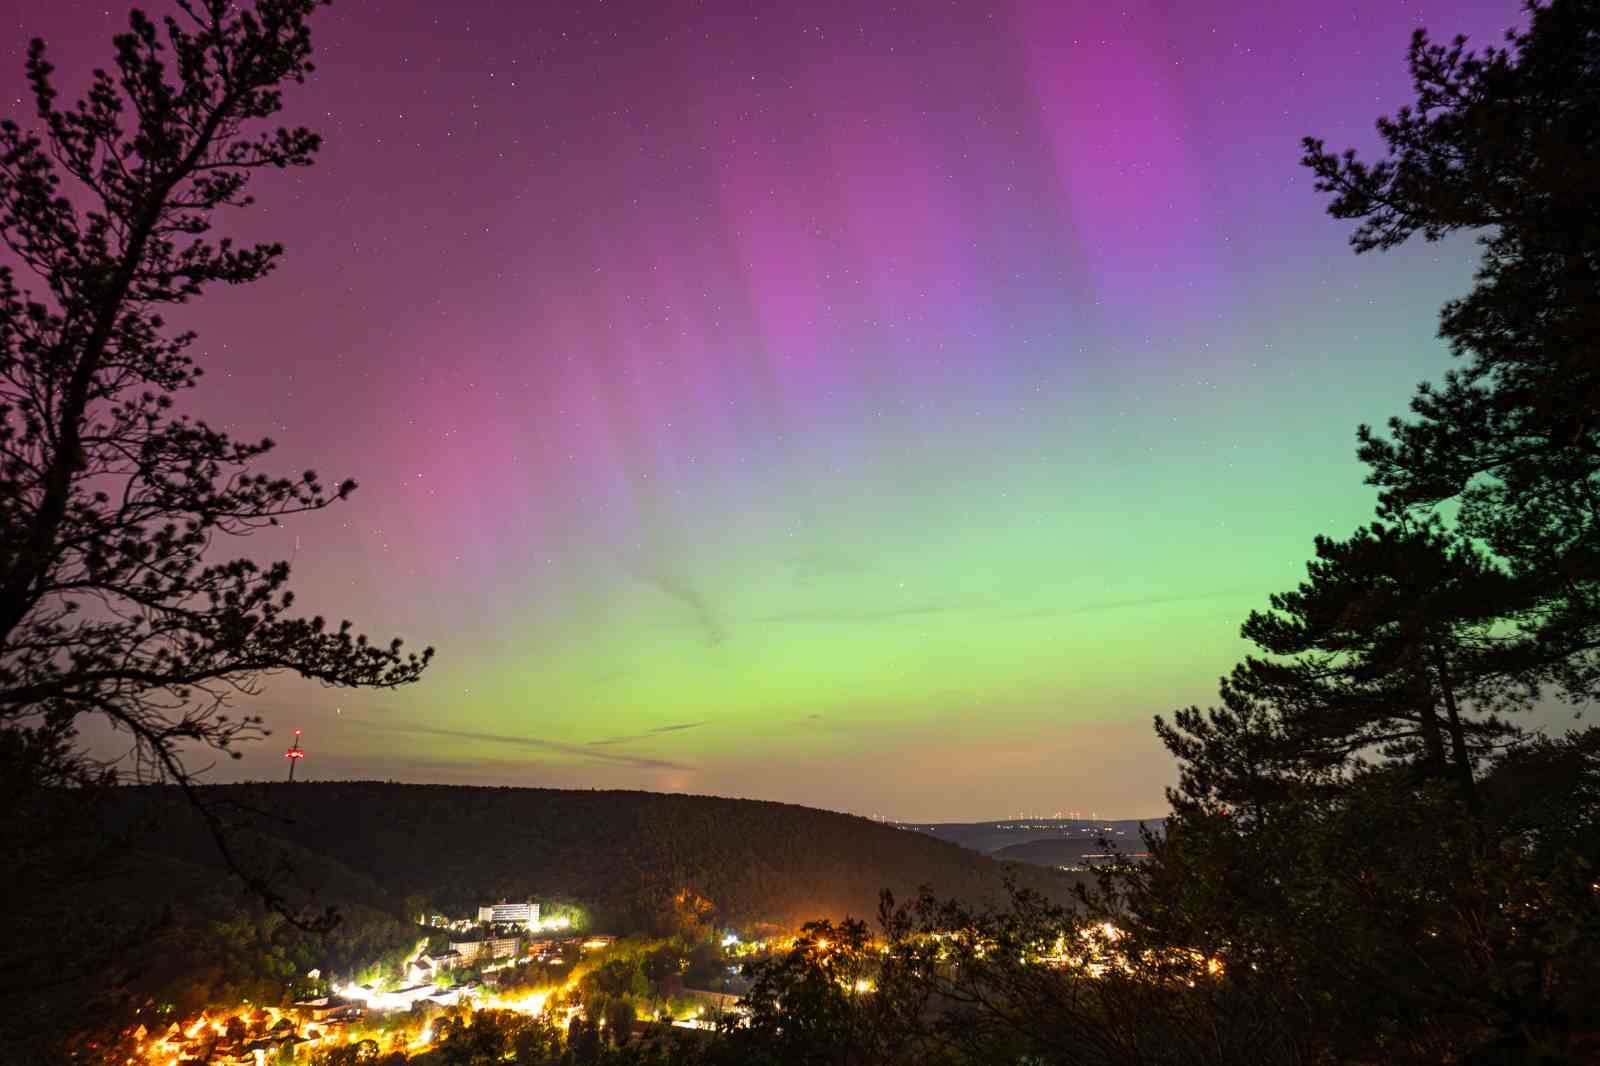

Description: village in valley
[118,899,757,1065]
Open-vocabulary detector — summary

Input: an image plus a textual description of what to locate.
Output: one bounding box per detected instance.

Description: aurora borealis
[7,0,1524,819]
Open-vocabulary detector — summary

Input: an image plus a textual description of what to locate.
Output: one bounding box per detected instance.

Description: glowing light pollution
[8,0,1521,818]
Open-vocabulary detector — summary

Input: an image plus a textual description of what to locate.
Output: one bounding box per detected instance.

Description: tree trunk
[1418,698,1448,775]
[1435,658,1481,818]
[1406,620,1448,777]
[0,200,163,644]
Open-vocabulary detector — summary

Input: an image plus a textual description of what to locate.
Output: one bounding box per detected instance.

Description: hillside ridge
[125,781,1076,932]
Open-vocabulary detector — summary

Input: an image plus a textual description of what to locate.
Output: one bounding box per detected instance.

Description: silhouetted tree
[1136,536,1595,1058]
[566,1014,604,1066]
[1484,725,1600,866]
[433,1009,569,1065]
[511,1011,565,1064]
[1303,0,1600,703]
[878,884,1314,1066]
[1153,691,1312,823]
[1222,521,1529,810]
[723,918,922,1066]
[604,997,637,1047]
[0,0,430,877]
[1076,760,1600,1064]
[1101,5,1600,1059]
[0,3,432,1059]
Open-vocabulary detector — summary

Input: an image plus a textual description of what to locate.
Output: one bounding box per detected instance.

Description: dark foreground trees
[1105,2,1600,1060]
[1183,519,1530,813]
[0,1,430,1059]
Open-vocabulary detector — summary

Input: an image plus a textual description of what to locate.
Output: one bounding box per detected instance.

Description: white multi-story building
[450,936,521,963]
[479,900,540,927]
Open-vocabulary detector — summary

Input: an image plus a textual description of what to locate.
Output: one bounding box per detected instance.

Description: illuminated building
[450,935,522,963]
[478,900,540,927]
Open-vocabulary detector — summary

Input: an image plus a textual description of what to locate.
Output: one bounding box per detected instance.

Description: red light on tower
[285,729,306,782]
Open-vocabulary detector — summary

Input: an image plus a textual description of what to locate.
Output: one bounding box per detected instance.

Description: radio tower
[284,729,306,782]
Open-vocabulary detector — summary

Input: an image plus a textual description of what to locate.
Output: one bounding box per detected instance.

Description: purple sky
[4,0,1530,819]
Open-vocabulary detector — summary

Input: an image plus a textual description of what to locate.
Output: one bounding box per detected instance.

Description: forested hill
[125,782,1073,931]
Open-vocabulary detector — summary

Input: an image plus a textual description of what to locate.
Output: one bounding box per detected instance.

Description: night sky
[6,0,1523,819]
